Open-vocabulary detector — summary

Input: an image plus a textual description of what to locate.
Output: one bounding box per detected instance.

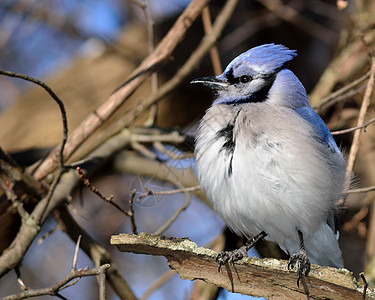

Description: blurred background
[0,0,374,299]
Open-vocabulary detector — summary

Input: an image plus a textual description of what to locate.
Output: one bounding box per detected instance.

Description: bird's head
[191,44,299,105]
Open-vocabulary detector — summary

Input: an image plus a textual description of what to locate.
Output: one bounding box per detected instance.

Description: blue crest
[224,44,297,76]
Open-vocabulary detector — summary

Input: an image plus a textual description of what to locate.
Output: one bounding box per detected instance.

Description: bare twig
[201,6,222,75]
[332,116,375,135]
[348,186,375,194]
[313,71,370,111]
[76,166,129,216]
[2,264,110,300]
[346,58,375,174]
[137,186,200,200]
[72,235,82,270]
[76,166,138,234]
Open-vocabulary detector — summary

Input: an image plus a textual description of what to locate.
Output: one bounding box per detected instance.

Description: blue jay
[191,44,348,285]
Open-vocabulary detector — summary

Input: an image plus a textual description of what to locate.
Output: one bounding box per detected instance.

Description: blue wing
[294,106,342,157]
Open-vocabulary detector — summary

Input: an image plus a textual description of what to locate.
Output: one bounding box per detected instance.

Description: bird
[191,44,348,286]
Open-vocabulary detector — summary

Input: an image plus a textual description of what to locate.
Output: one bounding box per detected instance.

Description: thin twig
[76,166,130,216]
[201,6,222,75]
[331,116,375,135]
[313,70,371,111]
[347,185,375,194]
[2,264,110,300]
[76,166,139,234]
[136,185,200,200]
[72,235,82,270]
[346,58,375,174]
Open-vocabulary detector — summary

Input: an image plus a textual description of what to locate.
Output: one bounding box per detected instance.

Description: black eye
[239,75,251,83]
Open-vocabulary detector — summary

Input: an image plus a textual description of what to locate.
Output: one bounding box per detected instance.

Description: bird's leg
[288,230,311,287]
[217,231,267,272]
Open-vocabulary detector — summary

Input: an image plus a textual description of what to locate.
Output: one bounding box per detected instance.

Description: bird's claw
[288,251,311,287]
[216,247,248,272]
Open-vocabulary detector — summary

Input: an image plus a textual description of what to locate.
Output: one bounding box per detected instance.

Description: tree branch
[55,206,138,300]
[2,264,110,300]
[347,57,375,174]
[111,232,374,300]
[31,0,211,181]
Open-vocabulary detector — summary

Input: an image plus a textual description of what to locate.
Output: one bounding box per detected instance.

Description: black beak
[190,76,228,90]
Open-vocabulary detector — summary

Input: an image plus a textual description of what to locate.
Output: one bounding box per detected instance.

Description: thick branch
[111,232,374,300]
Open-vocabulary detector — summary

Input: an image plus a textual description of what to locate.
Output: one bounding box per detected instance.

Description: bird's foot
[216,246,248,272]
[288,251,311,287]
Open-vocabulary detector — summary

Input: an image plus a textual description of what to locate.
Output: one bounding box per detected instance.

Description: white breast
[195,103,346,256]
